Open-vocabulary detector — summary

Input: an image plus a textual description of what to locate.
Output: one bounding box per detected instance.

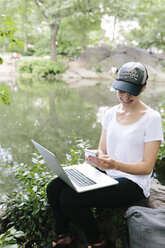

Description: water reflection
[0,78,102,166]
[0,77,165,196]
[0,145,13,163]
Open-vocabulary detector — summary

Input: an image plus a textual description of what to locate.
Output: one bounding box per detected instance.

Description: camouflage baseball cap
[112,62,148,96]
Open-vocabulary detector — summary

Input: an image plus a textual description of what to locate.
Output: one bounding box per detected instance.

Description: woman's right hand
[85,149,104,164]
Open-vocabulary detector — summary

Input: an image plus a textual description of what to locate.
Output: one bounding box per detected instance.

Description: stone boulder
[79,46,165,81]
[100,46,164,70]
[62,60,112,87]
[138,178,165,209]
[79,46,111,68]
[95,178,165,247]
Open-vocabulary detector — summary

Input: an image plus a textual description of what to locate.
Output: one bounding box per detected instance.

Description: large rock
[79,46,111,68]
[141,178,165,208]
[62,46,165,86]
[79,46,165,81]
[101,46,164,69]
[95,178,165,247]
[61,61,113,87]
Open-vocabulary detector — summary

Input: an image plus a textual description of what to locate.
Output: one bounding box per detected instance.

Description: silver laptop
[32,140,118,193]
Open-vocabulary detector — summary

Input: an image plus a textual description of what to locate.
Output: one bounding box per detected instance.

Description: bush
[0,226,25,248]
[56,38,81,58]
[18,60,66,79]
[22,48,35,56]
[158,103,165,160]
[65,131,91,166]
[0,86,10,105]
[3,135,90,247]
[95,65,102,73]
[3,154,55,247]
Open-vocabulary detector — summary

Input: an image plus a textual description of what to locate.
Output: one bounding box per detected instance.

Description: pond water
[0,76,165,198]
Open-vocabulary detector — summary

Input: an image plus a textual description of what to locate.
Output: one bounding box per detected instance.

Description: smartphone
[84,149,98,157]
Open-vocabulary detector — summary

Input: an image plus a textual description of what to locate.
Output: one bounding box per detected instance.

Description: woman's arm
[88,140,161,175]
[98,128,107,155]
[113,140,161,175]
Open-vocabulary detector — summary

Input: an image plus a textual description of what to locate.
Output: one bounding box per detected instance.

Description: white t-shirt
[102,105,164,197]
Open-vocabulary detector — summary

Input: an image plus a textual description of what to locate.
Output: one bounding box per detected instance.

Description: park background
[0,0,165,247]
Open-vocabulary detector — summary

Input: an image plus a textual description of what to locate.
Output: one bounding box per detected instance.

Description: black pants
[47,176,145,244]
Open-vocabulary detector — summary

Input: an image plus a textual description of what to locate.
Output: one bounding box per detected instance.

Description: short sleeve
[101,106,116,130]
[144,111,164,143]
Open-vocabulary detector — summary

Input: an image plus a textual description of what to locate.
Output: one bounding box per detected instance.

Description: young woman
[45,62,164,248]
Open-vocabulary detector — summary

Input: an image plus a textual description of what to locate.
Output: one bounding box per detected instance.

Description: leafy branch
[0,86,10,105]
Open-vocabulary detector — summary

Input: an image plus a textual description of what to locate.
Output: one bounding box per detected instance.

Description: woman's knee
[47,178,56,194]
[46,178,67,201]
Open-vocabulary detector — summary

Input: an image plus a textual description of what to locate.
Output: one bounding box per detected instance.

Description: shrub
[95,65,102,73]
[0,226,25,248]
[56,38,81,58]
[18,60,66,78]
[65,131,91,166]
[3,135,90,247]
[3,154,55,247]
[158,103,165,160]
[22,48,35,56]
[0,86,10,105]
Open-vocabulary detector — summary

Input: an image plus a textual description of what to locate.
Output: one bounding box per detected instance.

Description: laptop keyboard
[65,168,96,187]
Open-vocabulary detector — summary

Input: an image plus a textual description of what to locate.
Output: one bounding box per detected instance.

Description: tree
[16,0,37,53]
[57,10,101,53]
[34,0,103,61]
[2,0,165,59]
[0,15,17,59]
[0,14,16,105]
[121,0,165,50]
[0,0,39,54]
[34,0,69,61]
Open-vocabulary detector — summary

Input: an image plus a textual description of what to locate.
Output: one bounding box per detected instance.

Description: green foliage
[122,0,165,50]
[95,208,125,247]
[158,103,165,160]
[3,136,90,247]
[57,38,81,58]
[0,14,23,53]
[18,60,66,79]
[0,0,103,59]
[22,48,35,56]
[0,15,16,41]
[2,0,165,56]
[0,15,16,63]
[95,65,102,72]
[65,131,91,165]
[57,8,101,52]
[32,31,50,57]
[0,57,3,64]
[0,86,10,104]
[158,140,165,161]
[3,153,55,247]
[161,62,165,73]
[0,226,25,248]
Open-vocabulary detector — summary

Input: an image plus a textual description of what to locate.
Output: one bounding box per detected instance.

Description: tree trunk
[50,88,56,123]
[24,36,28,52]
[2,44,6,53]
[50,23,60,61]
[112,16,116,43]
